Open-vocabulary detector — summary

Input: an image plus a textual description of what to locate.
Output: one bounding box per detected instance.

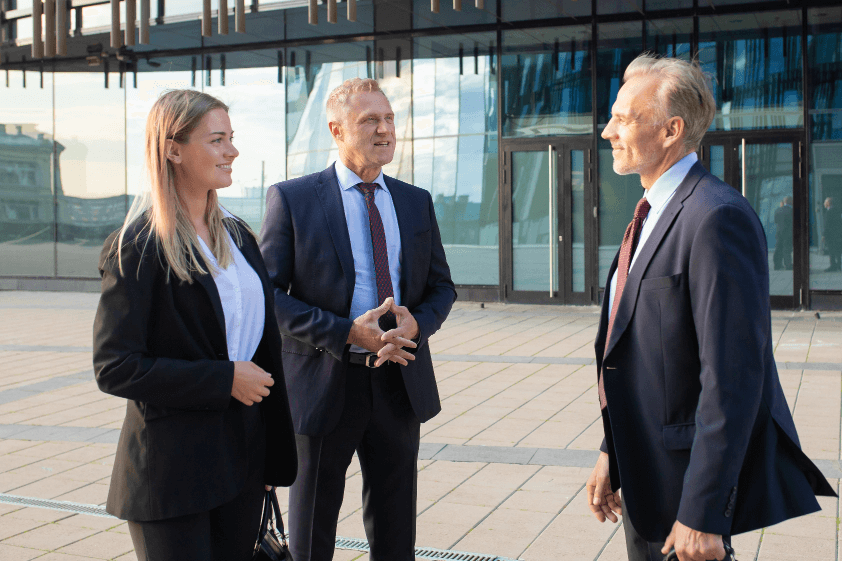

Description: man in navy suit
[585,54,834,561]
[259,78,456,561]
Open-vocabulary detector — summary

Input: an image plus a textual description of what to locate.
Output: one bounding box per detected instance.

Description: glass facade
[3,0,842,307]
[809,7,842,291]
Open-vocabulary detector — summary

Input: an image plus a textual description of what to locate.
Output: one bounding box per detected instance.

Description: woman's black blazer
[93,215,297,522]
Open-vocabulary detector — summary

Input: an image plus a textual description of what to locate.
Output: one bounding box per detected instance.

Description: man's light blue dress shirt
[334,159,403,345]
[607,152,698,321]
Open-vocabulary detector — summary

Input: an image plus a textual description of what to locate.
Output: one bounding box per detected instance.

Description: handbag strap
[254,489,274,554]
[268,488,287,544]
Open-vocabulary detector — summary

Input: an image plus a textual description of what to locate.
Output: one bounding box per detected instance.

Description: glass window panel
[645,0,692,9]
[502,26,592,138]
[284,1,374,41]
[54,72,127,278]
[597,21,643,126]
[205,55,286,233]
[501,0,590,22]
[710,145,725,182]
[571,150,585,293]
[512,150,555,292]
[737,143,794,297]
[413,33,499,286]
[809,7,842,290]
[14,14,43,41]
[699,10,803,131]
[285,42,375,179]
[597,0,642,15]
[0,70,55,277]
[413,0,496,30]
[598,138,642,287]
[645,18,692,61]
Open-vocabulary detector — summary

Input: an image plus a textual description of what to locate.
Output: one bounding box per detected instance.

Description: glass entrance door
[700,134,804,308]
[502,138,595,304]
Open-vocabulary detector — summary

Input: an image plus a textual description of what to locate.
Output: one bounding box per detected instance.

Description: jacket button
[724,509,732,517]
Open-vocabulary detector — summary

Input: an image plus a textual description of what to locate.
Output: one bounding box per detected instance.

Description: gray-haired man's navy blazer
[596,161,835,543]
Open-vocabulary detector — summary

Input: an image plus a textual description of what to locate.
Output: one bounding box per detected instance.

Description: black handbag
[253,489,293,561]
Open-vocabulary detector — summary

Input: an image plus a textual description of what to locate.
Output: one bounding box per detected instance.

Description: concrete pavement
[0,291,840,560]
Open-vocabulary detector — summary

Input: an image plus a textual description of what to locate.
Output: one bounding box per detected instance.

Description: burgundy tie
[598,196,651,409]
[356,183,397,331]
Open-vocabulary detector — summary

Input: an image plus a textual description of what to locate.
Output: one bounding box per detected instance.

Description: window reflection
[502,26,592,137]
[646,18,692,61]
[809,7,842,290]
[0,71,55,277]
[596,21,643,126]
[54,72,127,278]
[699,11,803,131]
[598,138,641,287]
[501,0,589,22]
[414,33,499,285]
[206,51,286,233]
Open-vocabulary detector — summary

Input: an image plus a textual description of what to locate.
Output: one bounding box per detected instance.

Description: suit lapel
[384,176,414,299]
[194,268,227,348]
[603,162,707,359]
[315,164,355,298]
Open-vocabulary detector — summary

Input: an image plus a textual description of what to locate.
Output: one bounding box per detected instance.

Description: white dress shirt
[334,159,403,354]
[607,152,698,321]
[198,209,265,362]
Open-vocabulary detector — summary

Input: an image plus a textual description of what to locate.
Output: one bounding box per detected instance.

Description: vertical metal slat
[202,0,211,37]
[32,0,44,58]
[139,0,149,43]
[125,0,135,45]
[235,0,244,33]
[218,0,228,34]
[56,0,68,55]
[110,0,121,48]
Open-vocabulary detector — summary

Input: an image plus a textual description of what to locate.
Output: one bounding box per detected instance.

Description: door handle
[549,145,556,298]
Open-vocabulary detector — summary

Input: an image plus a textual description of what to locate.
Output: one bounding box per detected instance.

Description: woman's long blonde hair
[118,89,244,283]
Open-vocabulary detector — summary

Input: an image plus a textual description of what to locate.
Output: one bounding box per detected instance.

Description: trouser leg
[128,512,212,561]
[288,367,371,561]
[209,439,266,561]
[358,364,421,561]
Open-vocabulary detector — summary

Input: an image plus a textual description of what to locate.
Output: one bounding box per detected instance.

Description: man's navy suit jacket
[259,164,457,437]
[596,161,835,542]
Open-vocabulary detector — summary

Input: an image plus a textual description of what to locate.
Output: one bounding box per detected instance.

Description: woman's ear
[165,139,183,164]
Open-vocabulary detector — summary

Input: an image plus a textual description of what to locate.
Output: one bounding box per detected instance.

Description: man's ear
[328,121,342,142]
[165,139,182,164]
[663,116,685,149]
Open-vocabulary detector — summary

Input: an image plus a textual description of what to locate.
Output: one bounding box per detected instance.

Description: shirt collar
[645,152,698,214]
[334,158,388,193]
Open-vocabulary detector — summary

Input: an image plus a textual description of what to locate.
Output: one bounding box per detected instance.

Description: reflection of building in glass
[0,125,56,243]
[2,1,842,307]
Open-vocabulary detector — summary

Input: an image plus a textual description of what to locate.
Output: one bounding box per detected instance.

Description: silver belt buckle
[366,353,379,368]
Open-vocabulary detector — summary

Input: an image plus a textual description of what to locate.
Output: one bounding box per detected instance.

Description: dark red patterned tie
[599,196,651,409]
[356,183,397,331]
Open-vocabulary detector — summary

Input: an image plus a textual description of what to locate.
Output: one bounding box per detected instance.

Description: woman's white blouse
[197,222,265,362]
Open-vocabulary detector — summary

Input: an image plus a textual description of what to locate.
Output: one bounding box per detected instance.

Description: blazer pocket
[641,273,682,291]
[662,422,696,450]
[414,228,431,238]
[281,336,321,357]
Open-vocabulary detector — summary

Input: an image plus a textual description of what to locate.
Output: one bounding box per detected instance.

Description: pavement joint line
[512,370,594,449]
[518,480,588,560]
[0,494,521,561]
[415,462,490,519]
[0,369,94,405]
[446,464,543,551]
[591,519,623,561]
[2,427,839,479]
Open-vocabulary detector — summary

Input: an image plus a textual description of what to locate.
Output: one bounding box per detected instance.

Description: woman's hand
[231,361,274,406]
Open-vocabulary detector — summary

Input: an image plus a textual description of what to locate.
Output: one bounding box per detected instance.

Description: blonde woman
[92,90,297,560]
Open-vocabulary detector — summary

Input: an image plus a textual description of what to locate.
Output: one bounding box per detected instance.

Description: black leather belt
[348,352,380,368]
